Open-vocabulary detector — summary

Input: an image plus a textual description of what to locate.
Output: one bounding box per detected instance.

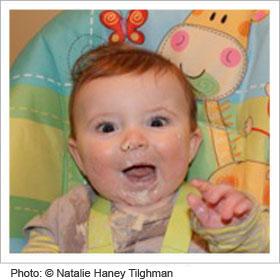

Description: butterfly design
[100,10,148,44]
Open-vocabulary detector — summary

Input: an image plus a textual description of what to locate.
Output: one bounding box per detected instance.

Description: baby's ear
[188,128,202,163]
[68,138,86,174]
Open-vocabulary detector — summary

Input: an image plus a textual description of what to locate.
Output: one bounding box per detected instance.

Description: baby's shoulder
[23,185,96,252]
[55,185,96,219]
[24,185,96,233]
[62,184,95,204]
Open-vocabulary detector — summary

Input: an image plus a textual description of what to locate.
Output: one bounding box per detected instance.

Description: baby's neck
[113,193,176,216]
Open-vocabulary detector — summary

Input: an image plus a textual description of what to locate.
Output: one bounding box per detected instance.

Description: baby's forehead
[78,70,186,96]
[73,72,191,120]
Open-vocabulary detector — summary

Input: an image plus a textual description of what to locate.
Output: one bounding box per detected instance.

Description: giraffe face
[159,24,247,100]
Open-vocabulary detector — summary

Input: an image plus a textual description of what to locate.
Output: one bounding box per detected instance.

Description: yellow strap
[88,183,198,253]
[87,195,114,253]
[161,183,199,253]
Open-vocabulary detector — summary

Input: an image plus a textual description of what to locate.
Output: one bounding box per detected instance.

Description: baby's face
[69,71,201,207]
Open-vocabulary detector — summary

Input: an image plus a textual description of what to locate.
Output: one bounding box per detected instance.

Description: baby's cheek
[84,150,118,196]
[157,132,190,172]
[83,144,112,174]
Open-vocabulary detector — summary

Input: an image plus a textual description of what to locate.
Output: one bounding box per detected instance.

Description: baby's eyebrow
[87,112,118,118]
[145,106,177,117]
[84,112,119,126]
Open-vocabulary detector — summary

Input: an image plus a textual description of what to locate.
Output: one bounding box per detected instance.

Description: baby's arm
[22,229,60,253]
[22,197,61,253]
[22,185,93,253]
[187,179,269,253]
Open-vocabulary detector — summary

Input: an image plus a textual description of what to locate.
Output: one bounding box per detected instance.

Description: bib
[87,182,198,253]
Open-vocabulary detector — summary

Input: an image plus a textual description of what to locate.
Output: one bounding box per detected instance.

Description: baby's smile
[121,163,157,189]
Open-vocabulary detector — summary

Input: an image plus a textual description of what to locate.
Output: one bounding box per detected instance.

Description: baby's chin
[105,189,166,214]
[111,189,177,215]
[118,189,159,207]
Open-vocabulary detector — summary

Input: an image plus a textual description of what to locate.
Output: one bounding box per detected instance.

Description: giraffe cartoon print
[159,10,268,100]
[158,10,269,205]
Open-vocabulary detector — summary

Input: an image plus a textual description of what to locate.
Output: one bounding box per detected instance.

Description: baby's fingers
[187,194,224,228]
[219,192,247,221]
[203,183,234,205]
[234,198,253,217]
[190,179,215,193]
[190,180,235,205]
[187,194,210,225]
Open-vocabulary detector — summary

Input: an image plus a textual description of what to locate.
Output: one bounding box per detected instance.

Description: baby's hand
[187,179,253,229]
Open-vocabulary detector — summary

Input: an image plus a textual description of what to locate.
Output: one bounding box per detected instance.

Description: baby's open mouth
[122,164,157,184]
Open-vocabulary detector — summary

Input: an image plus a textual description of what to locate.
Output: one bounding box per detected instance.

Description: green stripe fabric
[10,196,50,238]
[11,84,69,131]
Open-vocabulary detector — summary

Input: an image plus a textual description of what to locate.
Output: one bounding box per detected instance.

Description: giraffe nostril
[210,12,216,21]
[221,14,228,24]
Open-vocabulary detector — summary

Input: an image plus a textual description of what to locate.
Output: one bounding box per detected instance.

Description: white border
[1,1,279,264]
[1,0,280,10]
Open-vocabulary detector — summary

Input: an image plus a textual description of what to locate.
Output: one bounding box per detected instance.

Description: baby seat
[10,10,269,252]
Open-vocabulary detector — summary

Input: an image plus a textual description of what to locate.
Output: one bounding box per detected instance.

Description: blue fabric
[10,238,27,253]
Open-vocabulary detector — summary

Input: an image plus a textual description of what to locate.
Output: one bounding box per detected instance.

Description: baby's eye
[149,116,169,127]
[96,122,116,133]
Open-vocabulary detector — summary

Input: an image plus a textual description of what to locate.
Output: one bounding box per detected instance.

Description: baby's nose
[120,129,148,152]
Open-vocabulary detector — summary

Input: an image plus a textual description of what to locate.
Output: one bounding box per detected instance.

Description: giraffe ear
[251,10,269,22]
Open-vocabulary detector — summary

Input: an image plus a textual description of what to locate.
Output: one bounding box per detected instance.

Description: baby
[23,43,268,253]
